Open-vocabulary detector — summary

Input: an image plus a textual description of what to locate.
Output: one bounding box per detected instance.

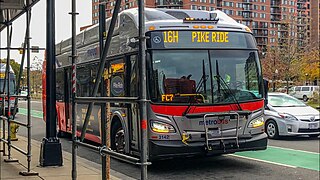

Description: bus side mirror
[263,79,268,107]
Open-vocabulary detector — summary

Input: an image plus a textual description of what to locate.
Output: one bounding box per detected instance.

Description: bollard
[10,123,19,141]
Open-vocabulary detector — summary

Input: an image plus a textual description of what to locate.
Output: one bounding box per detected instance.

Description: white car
[264,93,319,139]
[19,90,28,100]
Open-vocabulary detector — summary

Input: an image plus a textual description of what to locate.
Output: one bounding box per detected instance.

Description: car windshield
[268,94,306,107]
[149,50,263,104]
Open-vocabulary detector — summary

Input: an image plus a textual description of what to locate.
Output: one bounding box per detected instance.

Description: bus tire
[57,124,68,138]
[111,119,125,153]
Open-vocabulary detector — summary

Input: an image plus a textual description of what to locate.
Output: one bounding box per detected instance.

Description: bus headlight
[150,121,176,133]
[248,117,264,128]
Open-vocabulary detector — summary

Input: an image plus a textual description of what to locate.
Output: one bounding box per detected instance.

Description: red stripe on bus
[141,119,147,130]
[151,100,264,116]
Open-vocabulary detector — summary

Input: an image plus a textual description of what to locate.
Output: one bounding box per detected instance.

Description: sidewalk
[0,134,135,180]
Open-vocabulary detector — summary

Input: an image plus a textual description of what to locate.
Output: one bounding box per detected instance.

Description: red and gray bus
[43,8,267,160]
[0,63,16,116]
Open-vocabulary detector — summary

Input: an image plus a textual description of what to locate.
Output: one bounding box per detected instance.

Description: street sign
[31,46,39,53]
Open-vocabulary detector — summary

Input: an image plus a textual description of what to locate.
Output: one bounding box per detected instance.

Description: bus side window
[56,70,64,101]
[76,66,91,97]
[110,59,125,97]
[130,55,138,97]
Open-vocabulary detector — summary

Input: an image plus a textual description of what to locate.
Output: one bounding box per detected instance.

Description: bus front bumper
[149,133,267,160]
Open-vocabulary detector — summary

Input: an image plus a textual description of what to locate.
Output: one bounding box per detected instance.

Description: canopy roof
[0,0,39,32]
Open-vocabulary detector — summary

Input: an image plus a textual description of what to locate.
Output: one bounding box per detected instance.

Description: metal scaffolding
[71,0,150,179]
[0,0,40,176]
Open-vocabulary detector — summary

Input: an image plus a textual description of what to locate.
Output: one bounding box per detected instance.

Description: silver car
[264,93,320,139]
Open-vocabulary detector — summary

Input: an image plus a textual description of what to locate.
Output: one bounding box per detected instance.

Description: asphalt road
[14,100,320,180]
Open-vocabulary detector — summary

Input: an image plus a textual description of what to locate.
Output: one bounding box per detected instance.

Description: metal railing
[70,0,150,179]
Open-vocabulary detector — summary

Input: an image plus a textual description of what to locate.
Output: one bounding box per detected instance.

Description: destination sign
[149,31,256,49]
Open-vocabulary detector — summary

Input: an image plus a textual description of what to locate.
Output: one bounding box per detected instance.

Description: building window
[210,7,215,11]
[191,5,197,10]
[210,0,215,4]
[261,6,266,11]
[200,0,206,3]
[260,13,266,19]
[236,3,242,8]
[201,6,206,10]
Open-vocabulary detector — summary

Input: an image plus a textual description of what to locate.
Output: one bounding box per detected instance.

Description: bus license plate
[309,123,318,129]
[208,129,221,137]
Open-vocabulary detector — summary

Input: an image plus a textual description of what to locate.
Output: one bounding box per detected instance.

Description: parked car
[289,86,319,102]
[19,90,28,100]
[264,93,319,139]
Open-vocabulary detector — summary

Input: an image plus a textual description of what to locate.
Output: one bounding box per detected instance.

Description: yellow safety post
[10,123,19,141]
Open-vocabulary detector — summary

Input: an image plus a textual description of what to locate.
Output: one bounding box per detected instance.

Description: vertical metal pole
[70,0,78,179]
[46,0,57,139]
[80,0,121,141]
[12,23,29,117]
[0,29,4,156]
[98,2,108,180]
[137,1,148,179]
[6,18,12,160]
[40,0,62,167]
[26,2,32,172]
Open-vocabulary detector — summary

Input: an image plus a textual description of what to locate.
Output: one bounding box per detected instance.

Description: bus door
[64,68,72,131]
[127,55,139,151]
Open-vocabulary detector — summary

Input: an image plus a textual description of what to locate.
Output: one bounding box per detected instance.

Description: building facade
[91,0,319,52]
[310,0,319,48]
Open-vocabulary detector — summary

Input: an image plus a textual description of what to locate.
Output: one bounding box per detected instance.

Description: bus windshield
[150,50,263,104]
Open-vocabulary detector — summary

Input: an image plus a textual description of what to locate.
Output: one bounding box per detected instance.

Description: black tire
[309,134,319,138]
[111,121,125,153]
[303,95,308,102]
[57,124,68,138]
[265,120,279,139]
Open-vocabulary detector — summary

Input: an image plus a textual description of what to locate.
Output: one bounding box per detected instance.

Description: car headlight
[150,120,176,133]
[278,113,298,121]
[248,116,264,128]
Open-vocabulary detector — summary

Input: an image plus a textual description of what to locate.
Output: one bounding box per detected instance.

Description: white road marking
[268,145,320,155]
[227,154,297,168]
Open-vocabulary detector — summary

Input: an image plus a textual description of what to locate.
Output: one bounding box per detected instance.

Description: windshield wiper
[215,60,242,111]
[182,60,207,116]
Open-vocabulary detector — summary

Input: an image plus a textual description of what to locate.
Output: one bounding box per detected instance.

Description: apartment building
[310,0,319,47]
[92,0,318,52]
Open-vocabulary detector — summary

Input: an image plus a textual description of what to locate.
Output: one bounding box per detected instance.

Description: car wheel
[266,120,279,139]
[309,134,319,138]
[111,121,125,153]
[303,95,308,102]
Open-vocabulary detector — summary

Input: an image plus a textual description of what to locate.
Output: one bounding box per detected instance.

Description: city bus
[0,63,16,116]
[43,8,267,160]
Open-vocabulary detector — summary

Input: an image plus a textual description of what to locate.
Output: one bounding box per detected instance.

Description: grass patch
[307,102,320,110]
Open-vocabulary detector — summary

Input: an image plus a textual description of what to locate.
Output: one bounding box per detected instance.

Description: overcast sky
[0,0,92,65]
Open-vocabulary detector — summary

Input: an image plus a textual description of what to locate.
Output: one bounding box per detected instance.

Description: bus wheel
[111,122,125,153]
[57,125,67,138]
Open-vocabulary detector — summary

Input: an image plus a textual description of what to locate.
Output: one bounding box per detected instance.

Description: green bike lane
[18,107,320,172]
